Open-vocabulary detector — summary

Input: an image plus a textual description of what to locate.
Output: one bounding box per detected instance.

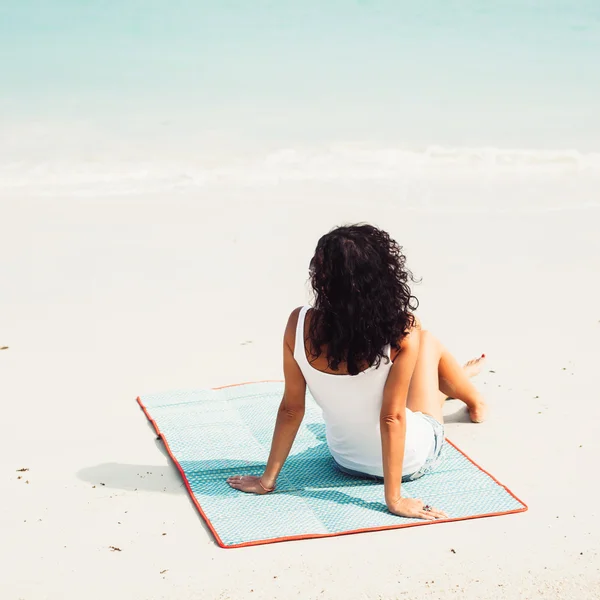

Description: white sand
[1,181,600,599]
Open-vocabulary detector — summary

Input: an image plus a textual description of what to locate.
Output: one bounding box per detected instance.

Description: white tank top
[294,305,435,477]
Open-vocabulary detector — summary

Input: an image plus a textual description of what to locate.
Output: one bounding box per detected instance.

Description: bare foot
[468,399,488,423]
[463,354,486,378]
[444,354,488,420]
[464,355,487,421]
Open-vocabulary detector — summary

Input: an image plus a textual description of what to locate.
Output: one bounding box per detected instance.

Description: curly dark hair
[308,224,418,376]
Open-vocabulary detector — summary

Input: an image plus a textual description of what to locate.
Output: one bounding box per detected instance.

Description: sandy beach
[3,1,600,596]
[1,175,599,598]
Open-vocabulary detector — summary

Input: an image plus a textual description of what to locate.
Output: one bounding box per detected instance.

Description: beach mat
[137,381,527,548]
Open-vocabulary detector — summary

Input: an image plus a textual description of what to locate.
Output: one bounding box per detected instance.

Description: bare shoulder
[391,314,421,360]
[400,326,420,349]
[286,306,304,331]
[284,306,305,349]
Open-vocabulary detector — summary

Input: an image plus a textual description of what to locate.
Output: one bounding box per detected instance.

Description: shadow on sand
[76,422,392,520]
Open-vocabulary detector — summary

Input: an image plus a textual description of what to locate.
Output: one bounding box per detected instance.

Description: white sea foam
[2,144,600,197]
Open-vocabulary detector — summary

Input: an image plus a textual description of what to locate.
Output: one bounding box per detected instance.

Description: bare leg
[406,331,446,423]
[437,346,487,422]
[407,331,487,423]
[439,354,485,397]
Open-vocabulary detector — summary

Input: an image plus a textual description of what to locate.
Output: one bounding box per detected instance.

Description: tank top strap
[294,305,311,365]
[384,343,392,361]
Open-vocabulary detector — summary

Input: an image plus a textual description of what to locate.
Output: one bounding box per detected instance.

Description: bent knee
[417,329,441,350]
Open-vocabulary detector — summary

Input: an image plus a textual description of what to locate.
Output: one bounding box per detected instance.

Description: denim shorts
[333,413,445,483]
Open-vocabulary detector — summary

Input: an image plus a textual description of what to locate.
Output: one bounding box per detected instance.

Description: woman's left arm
[227,309,306,494]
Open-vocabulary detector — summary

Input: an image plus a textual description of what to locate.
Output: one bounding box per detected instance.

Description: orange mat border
[136,381,528,548]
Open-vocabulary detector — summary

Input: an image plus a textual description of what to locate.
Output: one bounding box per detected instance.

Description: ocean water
[1,1,599,199]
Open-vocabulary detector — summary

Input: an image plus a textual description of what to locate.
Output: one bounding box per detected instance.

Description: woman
[227,224,487,520]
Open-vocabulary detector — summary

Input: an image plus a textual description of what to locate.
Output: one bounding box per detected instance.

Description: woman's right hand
[387,497,447,520]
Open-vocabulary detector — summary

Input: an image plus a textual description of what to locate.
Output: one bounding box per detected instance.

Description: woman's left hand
[226,475,274,494]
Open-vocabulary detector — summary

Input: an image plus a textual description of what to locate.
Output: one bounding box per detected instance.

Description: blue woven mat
[138,381,526,547]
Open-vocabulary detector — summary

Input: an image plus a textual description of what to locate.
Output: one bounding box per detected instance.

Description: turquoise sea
[1,1,599,197]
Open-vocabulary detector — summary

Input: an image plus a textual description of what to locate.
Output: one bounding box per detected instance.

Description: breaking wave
[2,144,600,196]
